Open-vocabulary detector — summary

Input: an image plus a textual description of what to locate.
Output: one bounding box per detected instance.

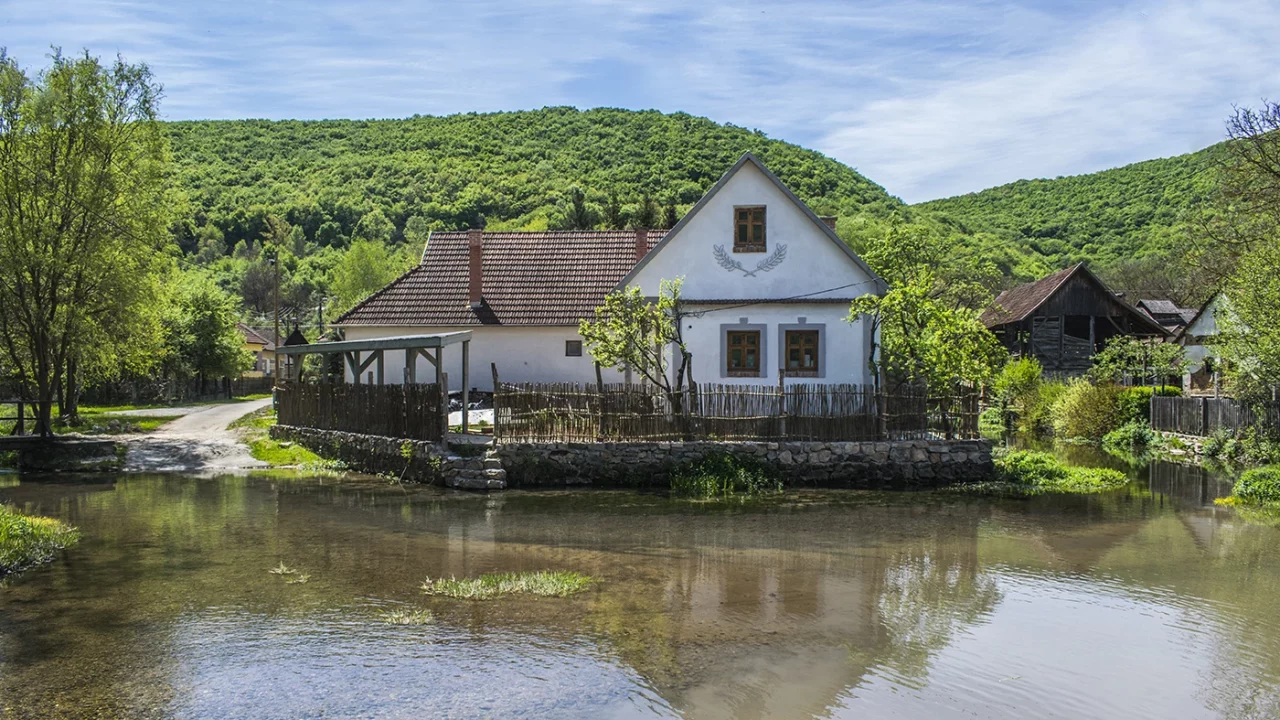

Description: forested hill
[917,143,1224,275]
[164,107,901,253]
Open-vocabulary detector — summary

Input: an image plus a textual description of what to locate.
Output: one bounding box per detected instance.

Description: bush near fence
[1151,395,1280,437]
[275,382,444,442]
[79,376,276,406]
[493,382,979,443]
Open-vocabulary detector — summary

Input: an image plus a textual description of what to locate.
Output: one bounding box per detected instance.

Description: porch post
[461,339,470,434]
[405,349,416,384]
[376,350,385,385]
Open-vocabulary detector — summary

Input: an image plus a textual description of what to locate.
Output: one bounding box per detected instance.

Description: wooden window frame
[734,205,767,253]
[726,329,762,377]
[783,329,820,377]
[565,340,583,357]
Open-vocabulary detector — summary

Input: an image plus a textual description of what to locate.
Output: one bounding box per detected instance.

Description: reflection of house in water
[1147,460,1234,508]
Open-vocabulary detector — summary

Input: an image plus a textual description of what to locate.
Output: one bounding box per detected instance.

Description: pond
[2,455,1278,719]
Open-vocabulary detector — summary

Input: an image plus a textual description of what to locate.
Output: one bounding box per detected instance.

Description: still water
[1,456,1278,719]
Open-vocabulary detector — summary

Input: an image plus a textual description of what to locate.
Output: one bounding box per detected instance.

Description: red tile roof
[238,323,277,350]
[335,230,663,327]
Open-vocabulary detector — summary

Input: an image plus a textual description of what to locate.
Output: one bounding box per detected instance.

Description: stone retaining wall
[498,439,992,489]
[271,425,992,491]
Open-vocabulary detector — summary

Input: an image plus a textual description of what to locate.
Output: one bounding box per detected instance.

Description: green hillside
[165,107,902,253]
[917,144,1224,279]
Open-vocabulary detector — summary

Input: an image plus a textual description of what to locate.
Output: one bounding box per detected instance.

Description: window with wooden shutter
[734,206,766,253]
[785,330,819,376]
[726,330,761,376]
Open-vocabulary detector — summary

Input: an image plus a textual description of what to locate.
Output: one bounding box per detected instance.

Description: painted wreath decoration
[713,243,787,277]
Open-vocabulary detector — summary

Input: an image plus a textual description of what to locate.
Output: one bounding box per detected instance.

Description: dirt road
[123,398,273,473]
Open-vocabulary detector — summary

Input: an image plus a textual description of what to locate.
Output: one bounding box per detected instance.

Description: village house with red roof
[333,153,886,390]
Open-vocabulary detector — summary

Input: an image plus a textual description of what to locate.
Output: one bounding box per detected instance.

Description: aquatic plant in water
[958,450,1128,496]
[379,608,435,625]
[0,505,80,578]
[668,452,782,499]
[421,570,597,600]
[268,562,296,575]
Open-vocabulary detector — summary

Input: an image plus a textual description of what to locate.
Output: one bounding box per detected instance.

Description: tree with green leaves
[603,192,626,230]
[579,278,692,400]
[631,195,659,229]
[560,186,598,230]
[162,275,252,385]
[1088,336,1186,386]
[330,240,415,316]
[0,50,171,434]
[847,221,1005,394]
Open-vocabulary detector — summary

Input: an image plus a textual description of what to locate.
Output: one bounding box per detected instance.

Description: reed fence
[493,382,978,443]
[275,382,444,442]
[1151,395,1280,437]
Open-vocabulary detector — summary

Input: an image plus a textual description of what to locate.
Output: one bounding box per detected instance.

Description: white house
[1177,292,1233,395]
[333,153,886,391]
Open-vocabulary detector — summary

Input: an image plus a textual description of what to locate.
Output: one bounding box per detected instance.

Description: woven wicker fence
[494,382,978,443]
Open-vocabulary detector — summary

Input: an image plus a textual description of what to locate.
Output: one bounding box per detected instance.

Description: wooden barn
[981,264,1169,374]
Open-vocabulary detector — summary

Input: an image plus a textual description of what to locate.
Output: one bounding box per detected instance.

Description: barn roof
[334,230,662,327]
[980,263,1168,335]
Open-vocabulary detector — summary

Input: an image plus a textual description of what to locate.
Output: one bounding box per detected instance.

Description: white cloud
[820,0,1280,201]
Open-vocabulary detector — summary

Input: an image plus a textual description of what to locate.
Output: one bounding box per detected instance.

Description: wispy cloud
[2,0,1273,200]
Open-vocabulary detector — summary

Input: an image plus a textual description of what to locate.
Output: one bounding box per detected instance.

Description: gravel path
[123,398,274,474]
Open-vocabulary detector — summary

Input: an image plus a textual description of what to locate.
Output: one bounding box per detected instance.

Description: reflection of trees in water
[859,543,1001,688]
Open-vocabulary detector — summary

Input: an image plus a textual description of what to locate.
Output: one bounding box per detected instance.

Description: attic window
[734,206,766,253]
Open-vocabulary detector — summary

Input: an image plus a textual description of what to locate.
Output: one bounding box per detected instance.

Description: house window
[785,330,819,376]
[565,340,583,357]
[734,206,766,253]
[727,330,761,376]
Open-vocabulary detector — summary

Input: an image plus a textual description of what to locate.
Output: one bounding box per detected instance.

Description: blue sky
[3,0,1276,202]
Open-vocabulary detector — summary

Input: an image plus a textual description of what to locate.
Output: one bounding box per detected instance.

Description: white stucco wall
[626,160,877,302]
[679,303,873,386]
[340,325,628,391]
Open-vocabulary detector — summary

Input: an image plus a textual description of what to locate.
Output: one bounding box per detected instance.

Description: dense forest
[919,143,1224,291]
[165,107,1228,321]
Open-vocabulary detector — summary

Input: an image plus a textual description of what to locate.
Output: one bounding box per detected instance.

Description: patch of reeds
[669,451,782,499]
[0,505,80,578]
[379,608,435,625]
[421,570,596,600]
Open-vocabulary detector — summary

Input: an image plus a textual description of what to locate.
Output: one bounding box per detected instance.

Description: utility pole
[271,250,280,382]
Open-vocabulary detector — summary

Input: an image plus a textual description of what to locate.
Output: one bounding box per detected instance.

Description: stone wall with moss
[272,425,992,491]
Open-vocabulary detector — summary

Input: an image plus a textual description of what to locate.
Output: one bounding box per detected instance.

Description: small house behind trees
[981,264,1168,375]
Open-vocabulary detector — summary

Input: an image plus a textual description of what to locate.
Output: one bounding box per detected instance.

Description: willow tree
[0,50,171,434]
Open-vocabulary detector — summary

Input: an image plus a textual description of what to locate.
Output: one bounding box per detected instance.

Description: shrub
[1232,466,1280,504]
[1051,379,1121,440]
[1115,385,1181,424]
[669,452,782,499]
[1102,420,1154,451]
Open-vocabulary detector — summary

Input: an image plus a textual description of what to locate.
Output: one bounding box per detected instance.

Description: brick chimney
[820,216,838,230]
[635,227,648,262]
[467,228,484,308]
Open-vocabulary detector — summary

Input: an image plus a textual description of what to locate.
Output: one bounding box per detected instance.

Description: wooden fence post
[777,369,787,438]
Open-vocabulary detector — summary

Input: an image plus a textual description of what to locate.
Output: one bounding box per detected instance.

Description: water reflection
[1,465,1278,719]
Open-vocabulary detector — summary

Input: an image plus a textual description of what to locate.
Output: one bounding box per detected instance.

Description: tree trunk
[64,357,81,425]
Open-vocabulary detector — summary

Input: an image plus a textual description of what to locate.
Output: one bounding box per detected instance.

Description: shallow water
[2,455,1279,719]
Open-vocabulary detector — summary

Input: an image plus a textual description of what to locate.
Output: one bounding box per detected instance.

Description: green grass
[956,450,1129,497]
[1216,465,1280,509]
[231,408,332,468]
[669,452,782,500]
[421,570,597,600]
[0,505,80,578]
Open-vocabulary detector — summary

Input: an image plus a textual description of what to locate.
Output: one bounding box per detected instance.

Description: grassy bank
[957,450,1129,497]
[1216,466,1280,516]
[421,570,597,600]
[229,408,328,467]
[0,505,80,578]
